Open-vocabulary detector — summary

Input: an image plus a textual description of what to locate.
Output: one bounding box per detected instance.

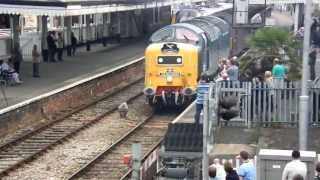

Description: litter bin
[257,149,316,180]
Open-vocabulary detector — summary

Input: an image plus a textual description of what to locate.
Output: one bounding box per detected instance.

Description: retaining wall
[0,58,144,138]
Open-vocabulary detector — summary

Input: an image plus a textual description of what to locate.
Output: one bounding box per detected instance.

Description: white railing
[20,32,41,58]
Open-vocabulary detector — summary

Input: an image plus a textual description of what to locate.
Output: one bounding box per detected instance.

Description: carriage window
[176,28,199,43]
[150,28,174,42]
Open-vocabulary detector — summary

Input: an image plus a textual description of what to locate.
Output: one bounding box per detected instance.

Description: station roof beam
[0,0,206,16]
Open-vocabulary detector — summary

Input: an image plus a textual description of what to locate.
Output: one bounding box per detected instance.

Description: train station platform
[0,40,146,109]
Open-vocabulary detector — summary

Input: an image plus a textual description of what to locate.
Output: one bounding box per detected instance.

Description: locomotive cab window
[157,56,183,64]
[150,28,174,43]
[176,28,199,44]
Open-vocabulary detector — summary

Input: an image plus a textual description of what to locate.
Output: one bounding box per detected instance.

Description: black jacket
[226,170,240,180]
[47,35,56,50]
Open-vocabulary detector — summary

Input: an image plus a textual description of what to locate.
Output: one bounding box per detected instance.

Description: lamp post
[202,93,209,180]
[299,0,312,150]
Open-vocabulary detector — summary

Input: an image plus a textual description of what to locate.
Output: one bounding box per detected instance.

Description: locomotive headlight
[166,76,173,82]
[177,57,182,63]
[158,58,163,63]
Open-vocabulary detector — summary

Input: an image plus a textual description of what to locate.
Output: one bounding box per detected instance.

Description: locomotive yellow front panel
[144,42,198,97]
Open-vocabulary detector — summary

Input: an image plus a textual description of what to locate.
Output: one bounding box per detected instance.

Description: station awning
[0,0,205,16]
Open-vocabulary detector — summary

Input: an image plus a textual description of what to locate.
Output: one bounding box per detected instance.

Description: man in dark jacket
[309,46,317,80]
[47,31,57,62]
[12,43,23,73]
[71,32,77,56]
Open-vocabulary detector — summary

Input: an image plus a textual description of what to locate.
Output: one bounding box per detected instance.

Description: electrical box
[257,149,316,180]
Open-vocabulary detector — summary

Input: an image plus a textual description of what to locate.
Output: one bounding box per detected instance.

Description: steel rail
[0,80,143,178]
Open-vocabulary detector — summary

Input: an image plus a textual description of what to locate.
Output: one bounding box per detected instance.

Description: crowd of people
[208,150,320,180]
[216,56,239,82]
[46,31,78,63]
[194,56,240,123]
[208,150,255,180]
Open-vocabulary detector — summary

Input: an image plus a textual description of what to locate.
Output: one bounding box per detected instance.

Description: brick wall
[0,60,144,138]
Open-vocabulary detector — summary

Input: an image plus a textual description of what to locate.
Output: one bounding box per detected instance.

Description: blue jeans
[194,103,203,124]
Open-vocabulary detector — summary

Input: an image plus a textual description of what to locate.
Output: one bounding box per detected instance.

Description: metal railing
[211,79,320,128]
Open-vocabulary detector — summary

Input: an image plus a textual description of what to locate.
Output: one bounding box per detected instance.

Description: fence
[211,79,320,128]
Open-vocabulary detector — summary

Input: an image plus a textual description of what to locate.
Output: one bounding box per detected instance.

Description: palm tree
[240,27,301,81]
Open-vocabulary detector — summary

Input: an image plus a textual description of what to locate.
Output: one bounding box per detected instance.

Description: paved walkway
[0,40,146,108]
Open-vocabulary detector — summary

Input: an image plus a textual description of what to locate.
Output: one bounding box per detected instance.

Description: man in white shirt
[281,150,307,180]
[209,159,226,180]
[213,159,226,179]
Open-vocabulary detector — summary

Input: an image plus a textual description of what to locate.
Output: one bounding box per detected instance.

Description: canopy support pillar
[40,15,48,62]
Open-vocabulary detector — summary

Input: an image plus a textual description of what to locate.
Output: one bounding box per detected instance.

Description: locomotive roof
[179,15,229,42]
[149,15,229,44]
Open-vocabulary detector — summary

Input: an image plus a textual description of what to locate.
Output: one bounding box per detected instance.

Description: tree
[239,27,301,81]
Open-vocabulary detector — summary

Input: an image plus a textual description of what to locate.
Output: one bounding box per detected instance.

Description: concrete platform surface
[259,128,320,152]
[0,40,146,109]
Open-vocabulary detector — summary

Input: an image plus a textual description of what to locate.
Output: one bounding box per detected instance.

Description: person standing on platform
[272,58,285,89]
[237,151,256,180]
[12,43,23,74]
[211,159,226,180]
[194,73,210,124]
[309,46,317,80]
[208,165,218,180]
[227,58,239,81]
[32,44,40,78]
[281,150,307,180]
[47,31,57,62]
[71,32,77,56]
[224,161,239,180]
[272,58,285,79]
[57,32,64,62]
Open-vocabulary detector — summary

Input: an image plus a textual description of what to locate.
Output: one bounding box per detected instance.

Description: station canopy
[0,0,198,16]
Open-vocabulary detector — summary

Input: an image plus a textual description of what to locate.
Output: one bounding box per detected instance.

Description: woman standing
[32,44,40,78]
[57,32,64,61]
[224,161,239,180]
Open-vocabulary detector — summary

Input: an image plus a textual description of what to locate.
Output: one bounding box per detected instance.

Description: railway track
[66,113,176,180]
[0,80,144,177]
